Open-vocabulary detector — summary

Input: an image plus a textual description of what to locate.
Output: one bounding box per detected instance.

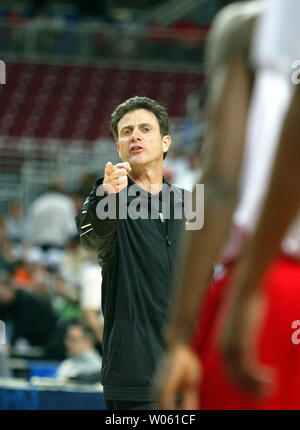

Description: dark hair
[69,322,97,346]
[46,182,63,193]
[111,96,170,160]
[111,96,169,138]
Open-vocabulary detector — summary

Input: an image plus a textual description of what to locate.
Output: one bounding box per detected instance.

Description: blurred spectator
[70,190,84,215]
[59,233,90,285]
[31,269,51,300]
[0,218,5,241]
[0,271,57,348]
[4,202,24,244]
[179,143,203,191]
[56,322,102,383]
[0,236,17,274]
[0,345,10,378]
[12,259,34,290]
[25,183,77,252]
[163,143,204,192]
[10,246,50,295]
[51,274,80,322]
[80,254,103,347]
[163,149,178,183]
[26,251,52,300]
[163,146,193,190]
[78,173,98,202]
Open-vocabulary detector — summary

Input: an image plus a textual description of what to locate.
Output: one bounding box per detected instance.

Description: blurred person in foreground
[156,0,300,410]
[56,322,102,383]
[76,96,188,410]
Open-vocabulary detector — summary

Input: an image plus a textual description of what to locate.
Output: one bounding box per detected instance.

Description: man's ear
[162,135,172,154]
[117,141,120,156]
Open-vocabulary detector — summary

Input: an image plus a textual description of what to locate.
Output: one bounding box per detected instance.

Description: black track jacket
[76,176,187,401]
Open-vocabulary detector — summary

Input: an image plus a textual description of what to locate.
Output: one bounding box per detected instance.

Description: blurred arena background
[0,0,240,410]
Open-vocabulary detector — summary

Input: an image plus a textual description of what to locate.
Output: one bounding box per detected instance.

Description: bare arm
[221,83,300,392]
[165,2,260,348]
[166,57,251,346]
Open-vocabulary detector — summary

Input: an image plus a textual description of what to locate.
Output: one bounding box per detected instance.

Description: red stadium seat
[1,62,203,141]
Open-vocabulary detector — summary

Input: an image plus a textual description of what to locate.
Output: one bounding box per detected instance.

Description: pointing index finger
[105,162,115,174]
[115,162,131,172]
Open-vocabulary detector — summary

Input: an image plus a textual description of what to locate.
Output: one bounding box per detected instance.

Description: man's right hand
[103,162,131,194]
[221,285,274,397]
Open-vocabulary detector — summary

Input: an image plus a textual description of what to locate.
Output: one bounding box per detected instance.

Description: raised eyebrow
[120,123,152,133]
[138,123,152,129]
[120,125,133,134]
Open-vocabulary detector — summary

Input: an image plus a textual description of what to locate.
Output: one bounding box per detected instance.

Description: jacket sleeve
[75,178,119,259]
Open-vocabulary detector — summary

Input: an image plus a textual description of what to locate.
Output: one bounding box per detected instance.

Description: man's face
[116,109,171,167]
[65,326,90,357]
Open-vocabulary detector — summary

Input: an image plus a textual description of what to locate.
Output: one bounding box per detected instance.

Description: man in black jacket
[76,96,189,410]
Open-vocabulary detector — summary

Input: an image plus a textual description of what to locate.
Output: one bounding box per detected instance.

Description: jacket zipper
[159,213,171,246]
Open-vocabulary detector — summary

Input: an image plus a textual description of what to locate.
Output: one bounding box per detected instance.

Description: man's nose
[131,128,141,141]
